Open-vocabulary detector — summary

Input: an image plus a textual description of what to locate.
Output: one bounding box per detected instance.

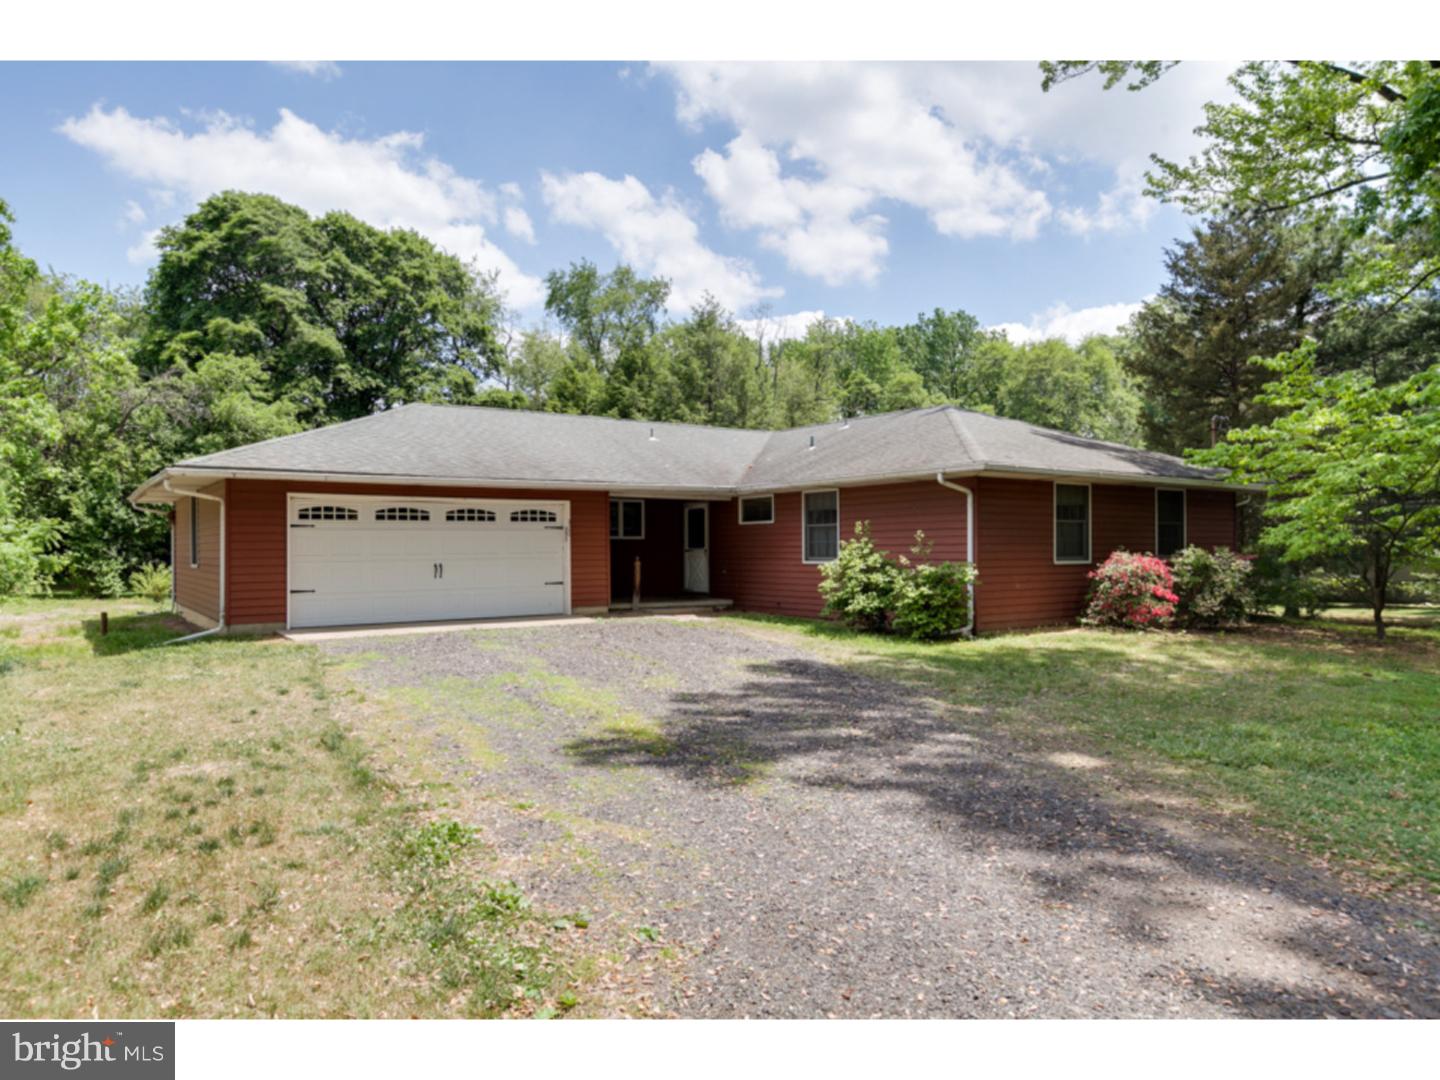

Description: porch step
[607,597,734,614]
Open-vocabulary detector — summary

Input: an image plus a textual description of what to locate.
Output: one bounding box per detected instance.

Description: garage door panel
[288,496,568,628]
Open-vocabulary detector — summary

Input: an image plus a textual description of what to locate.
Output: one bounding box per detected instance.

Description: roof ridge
[405,401,770,437]
[942,406,986,465]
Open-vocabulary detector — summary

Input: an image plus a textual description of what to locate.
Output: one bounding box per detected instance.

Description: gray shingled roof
[152,403,1235,496]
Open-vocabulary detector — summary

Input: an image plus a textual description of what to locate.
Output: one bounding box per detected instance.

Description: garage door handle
[290,589,315,594]
[545,580,564,586]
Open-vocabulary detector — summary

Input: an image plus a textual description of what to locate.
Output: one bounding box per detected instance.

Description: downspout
[162,478,226,644]
[935,473,976,637]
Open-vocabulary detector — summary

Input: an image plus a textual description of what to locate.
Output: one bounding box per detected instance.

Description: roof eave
[971,463,1259,493]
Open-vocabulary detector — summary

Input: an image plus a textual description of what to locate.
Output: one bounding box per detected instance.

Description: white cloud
[270,61,342,81]
[126,228,163,266]
[60,104,544,307]
[540,169,781,313]
[735,308,832,343]
[120,199,146,225]
[989,299,1146,345]
[657,62,1232,283]
[503,206,535,244]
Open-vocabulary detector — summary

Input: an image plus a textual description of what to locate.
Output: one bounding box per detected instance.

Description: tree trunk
[1369,548,1389,641]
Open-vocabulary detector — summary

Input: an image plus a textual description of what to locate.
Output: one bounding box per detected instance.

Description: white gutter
[935,473,976,638]
[162,478,226,643]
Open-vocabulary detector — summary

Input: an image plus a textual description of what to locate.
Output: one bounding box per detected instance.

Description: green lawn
[725,613,1440,895]
[0,598,598,1018]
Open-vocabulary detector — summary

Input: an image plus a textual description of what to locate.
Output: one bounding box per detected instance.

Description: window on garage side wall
[189,497,199,567]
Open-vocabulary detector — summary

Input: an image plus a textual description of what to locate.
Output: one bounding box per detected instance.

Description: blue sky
[0,60,1235,341]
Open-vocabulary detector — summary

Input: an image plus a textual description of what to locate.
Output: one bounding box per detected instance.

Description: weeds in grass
[94,856,130,898]
[2,875,44,909]
[384,819,568,1017]
[139,883,170,916]
[145,920,193,957]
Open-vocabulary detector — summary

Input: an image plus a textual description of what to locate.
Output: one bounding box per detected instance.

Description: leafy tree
[543,260,671,418]
[971,334,1144,444]
[142,191,504,425]
[656,295,770,427]
[895,307,984,400]
[1195,342,1440,638]
[503,328,570,407]
[543,261,669,372]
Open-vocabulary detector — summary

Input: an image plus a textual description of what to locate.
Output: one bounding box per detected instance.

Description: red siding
[172,481,223,623]
[223,479,610,625]
[711,481,970,618]
[212,472,1235,633]
[972,478,1237,632]
[1186,488,1238,550]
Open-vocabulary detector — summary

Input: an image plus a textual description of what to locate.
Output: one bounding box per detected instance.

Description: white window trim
[1052,481,1092,565]
[801,488,841,565]
[1155,487,1188,557]
[738,494,775,525]
[188,496,200,568]
[609,498,645,540]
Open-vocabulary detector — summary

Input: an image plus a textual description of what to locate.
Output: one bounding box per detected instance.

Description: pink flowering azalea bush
[1082,550,1178,630]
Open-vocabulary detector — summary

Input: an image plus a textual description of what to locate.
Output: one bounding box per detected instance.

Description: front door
[683,502,709,594]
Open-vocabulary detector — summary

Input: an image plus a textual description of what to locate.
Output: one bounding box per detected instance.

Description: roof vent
[808,434,816,450]
[649,427,657,441]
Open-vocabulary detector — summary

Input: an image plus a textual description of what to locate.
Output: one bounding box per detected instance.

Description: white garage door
[287,495,569,629]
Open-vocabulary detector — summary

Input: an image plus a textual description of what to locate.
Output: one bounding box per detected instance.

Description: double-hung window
[1054,484,1091,564]
[802,490,839,563]
[1156,489,1186,558]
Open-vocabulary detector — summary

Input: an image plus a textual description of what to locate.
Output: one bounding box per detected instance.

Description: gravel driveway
[321,617,1440,1018]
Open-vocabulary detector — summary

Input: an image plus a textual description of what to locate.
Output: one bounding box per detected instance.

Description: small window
[446,507,496,523]
[1156,489,1186,558]
[188,496,200,567]
[802,490,839,563]
[1054,484,1091,563]
[374,506,430,522]
[297,505,358,522]
[739,495,774,525]
[609,499,644,539]
[511,508,558,523]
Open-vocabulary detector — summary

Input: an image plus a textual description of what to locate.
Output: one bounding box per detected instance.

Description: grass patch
[0,596,593,1018]
[725,612,1440,893]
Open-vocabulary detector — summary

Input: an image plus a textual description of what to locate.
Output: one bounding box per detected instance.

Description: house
[128,404,1247,635]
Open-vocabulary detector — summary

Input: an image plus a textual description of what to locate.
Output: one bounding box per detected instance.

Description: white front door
[683,502,709,594]
[287,495,568,628]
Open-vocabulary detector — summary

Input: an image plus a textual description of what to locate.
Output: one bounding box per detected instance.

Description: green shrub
[819,523,976,639]
[818,522,901,632]
[128,562,173,605]
[1170,546,1253,628]
[1083,550,1177,629]
[891,532,976,640]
